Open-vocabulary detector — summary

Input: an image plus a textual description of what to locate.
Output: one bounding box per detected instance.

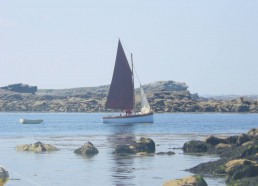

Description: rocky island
[0,80,257,113]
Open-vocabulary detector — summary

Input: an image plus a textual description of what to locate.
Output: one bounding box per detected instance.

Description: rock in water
[0,166,9,185]
[183,140,211,153]
[16,141,59,152]
[163,175,208,186]
[114,137,155,154]
[134,137,155,153]
[74,142,99,156]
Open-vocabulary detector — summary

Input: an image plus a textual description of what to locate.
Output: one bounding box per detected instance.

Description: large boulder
[134,137,155,153]
[114,137,155,154]
[224,159,256,173]
[183,140,211,153]
[240,141,258,158]
[205,135,226,146]
[248,128,258,139]
[163,175,208,186]
[226,134,250,146]
[225,159,258,183]
[16,141,58,152]
[74,142,99,156]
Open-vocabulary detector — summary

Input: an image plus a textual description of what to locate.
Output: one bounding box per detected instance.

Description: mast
[131,53,135,113]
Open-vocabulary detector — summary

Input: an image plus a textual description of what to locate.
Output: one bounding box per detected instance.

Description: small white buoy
[0,166,9,185]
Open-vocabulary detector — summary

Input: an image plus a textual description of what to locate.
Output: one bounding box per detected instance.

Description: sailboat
[102,40,153,123]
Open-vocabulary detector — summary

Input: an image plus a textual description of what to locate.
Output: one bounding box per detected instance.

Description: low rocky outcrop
[185,128,258,185]
[163,175,208,186]
[0,80,257,113]
[74,142,99,156]
[16,141,58,152]
[115,137,155,155]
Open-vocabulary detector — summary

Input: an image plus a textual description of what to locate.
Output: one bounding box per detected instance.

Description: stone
[156,151,175,155]
[16,141,58,152]
[134,137,155,153]
[183,140,211,153]
[114,137,155,155]
[215,143,232,149]
[224,159,256,173]
[225,159,258,183]
[205,135,226,146]
[242,141,255,147]
[74,142,99,156]
[163,175,208,186]
[248,128,258,139]
[0,166,9,185]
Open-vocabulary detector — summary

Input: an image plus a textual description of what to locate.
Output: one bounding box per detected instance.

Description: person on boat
[125,110,132,116]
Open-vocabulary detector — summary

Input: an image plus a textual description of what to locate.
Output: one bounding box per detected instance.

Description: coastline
[1,81,257,113]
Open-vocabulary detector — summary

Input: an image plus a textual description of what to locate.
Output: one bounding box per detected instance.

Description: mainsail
[105,40,134,110]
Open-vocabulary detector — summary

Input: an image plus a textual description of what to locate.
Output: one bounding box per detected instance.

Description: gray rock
[156,151,175,155]
[183,140,212,153]
[16,141,59,152]
[0,166,9,185]
[115,137,155,154]
[206,135,226,146]
[163,175,208,186]
[74,142,99,156]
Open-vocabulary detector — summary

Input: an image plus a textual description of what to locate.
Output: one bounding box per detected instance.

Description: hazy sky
[0,1,257,95]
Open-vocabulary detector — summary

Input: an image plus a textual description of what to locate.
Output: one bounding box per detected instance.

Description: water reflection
[107,123,137,186]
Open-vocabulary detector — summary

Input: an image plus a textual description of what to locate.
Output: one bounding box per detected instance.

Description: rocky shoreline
[0,81,257,113]
[183,128,258,186]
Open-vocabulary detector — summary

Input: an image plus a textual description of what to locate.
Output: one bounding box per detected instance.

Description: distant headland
[0,81,257,113]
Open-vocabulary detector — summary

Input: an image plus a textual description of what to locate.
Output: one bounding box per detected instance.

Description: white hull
[102,113,153,124]
[19,119,43,124]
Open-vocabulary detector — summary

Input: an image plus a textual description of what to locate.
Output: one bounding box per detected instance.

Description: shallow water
[0,113,258,186]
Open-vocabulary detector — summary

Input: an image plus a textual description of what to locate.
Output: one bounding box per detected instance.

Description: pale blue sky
[0,0,257,95]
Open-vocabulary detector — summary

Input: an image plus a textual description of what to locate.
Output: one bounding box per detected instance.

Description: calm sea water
[0,113,258,186]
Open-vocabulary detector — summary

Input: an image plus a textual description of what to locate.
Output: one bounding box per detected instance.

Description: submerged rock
[163,175,208,186]
[16,141,58,152]
[156,151,175,155]
[74,142,99,156]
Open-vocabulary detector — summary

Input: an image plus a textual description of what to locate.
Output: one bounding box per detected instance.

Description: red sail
[105,40,134,110]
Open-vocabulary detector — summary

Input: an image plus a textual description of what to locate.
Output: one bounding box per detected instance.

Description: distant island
[0,81,257,113]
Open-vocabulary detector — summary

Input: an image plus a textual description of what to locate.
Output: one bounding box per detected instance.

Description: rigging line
[7,168,42,186]
[119,39,142,87]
